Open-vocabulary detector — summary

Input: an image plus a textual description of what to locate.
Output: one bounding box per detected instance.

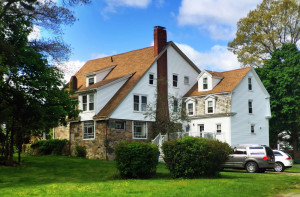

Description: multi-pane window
[184,76,189,85]
[251,125,255,133]
[149,74,154,85]
[82,94,94,111]
[88,77,94,86]
[188,103,194,115]
[115,121,125,130]
[82,95,87,111]
[248,77,252,90]
[248,100,253,114]
[133,95,147,112]
[217,124,221,133]
[207,101,213,113]
[203,78,208,89]
[198,124,204,137]
[173,74,178,87]
[133,121,147,139]
[83,121,94,139]
[173,99,178,112]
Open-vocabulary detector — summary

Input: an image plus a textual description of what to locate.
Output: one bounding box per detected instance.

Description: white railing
[189,131,216,139]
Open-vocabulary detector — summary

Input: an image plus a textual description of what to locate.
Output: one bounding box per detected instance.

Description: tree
[256,43,300,156]
[0,0,87,165]
[228,0,300,67]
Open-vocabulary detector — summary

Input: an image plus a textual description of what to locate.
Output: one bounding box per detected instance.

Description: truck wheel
[246,161,258,173]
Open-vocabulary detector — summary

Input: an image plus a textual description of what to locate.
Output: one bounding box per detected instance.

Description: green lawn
[0,155,300,197]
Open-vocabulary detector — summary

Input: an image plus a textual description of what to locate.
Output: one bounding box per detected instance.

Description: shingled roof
[185,67,252,97]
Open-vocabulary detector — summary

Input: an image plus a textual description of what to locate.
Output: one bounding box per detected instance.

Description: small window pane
[88,77,94,86]
[134,95,139,111]
[208,101,213,113]
[173,99,178,112]
[141,96,147,111]
[89,95,94,110]
[248,78,252,90]
[149,74,154,85]
[82,95,87,111]
[248,101,253,114]
[115,121,125,130]
[217,124,221,133]
[184,76,189,85]
[133,121,147,138]
[203,78,208,89]
[83,121,94,139]
[251,125,255,133]
[188,103,193,115]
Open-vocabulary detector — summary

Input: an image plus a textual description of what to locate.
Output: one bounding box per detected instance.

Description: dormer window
[203,78,208,89]
[188,103,194,115]
[205,96,215,114]
[88,77,94,86]
[82,94,95,111]
[207,101,213,113]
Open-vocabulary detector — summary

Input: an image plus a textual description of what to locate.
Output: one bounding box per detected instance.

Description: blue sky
[30,0,262,81]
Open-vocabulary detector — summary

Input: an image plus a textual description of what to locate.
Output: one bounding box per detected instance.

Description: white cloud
[175,42,241,71]
[55,60,85,82]
[177,0,261,40]
[28,25,41,40]
[103,0,151,13]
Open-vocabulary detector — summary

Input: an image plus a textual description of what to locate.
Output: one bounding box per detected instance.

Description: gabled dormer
[84,65,116,87]
[197,70,223,92]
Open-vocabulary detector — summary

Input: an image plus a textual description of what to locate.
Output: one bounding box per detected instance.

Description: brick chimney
[154,26,169,125]
[69,75,77,90]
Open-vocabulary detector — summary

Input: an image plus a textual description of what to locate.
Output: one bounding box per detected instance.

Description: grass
[0,155,300,197]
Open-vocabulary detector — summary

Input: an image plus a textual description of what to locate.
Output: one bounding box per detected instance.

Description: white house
[184,68,271,146]
[65,26,200,160]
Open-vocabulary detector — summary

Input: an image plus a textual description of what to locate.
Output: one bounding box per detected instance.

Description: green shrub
[31,139,68,155]
[162,136,232,178]
[75,146,86,158]
[115,141,159,179]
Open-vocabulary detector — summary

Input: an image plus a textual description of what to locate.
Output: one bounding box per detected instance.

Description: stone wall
[70,119,153,161]
[194,93,231,116]
[53,124,69,140]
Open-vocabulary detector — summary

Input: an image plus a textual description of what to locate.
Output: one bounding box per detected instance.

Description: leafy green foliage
[115,141,159,179]
[229,0,299,67]
[256,43,300,152]
[75,146,86,158]
[162,136,232,178]
[31,139,68,155]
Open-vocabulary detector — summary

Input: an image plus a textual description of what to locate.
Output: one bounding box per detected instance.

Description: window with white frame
[248,77,252,90]
[248,100,253,114]
[203,77,208,89]
[83,121,94,139]
[115,121,125,130]
[133,121,147,139]
[184,76,189,85]
[251,124,255,133]
[133,95,147,112]
[216,124,221,134]
[173,98,178,112]
[188,103,194,116]
[207,101,213,113]
[173,74,178,87]
[82,94,95,111]
[88,77,94,86]
[149,73,154,85]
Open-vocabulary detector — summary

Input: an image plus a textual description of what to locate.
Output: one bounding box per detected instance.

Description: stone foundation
[70,119,153,161]
[53,124,69,140]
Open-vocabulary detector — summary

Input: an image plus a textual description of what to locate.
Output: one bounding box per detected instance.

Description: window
[173,74,178,87]
[188,103,194,115]
[88,77,94,86]
[133,121,147,139]
[248,100,253,114]
[198,124,204,137]
[173,99,178,112]
[203,77,208,89]
[82,94,94,111]
[248,77,252,90]
[82,95,87,111]
[83,121,94,139]
[89,94,94,110]
[273,151,283,156]
[133,95,147,112]
[149,74,154,85]
[115,121,125,130]
[216,124,221,133]
[207,101,213,113]
[184,76,189,85]
[251,124,255,133]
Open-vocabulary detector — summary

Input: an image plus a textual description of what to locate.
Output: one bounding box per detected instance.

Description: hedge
[115,141,159,179]
[30,139,68,155]
[162,136,232,178]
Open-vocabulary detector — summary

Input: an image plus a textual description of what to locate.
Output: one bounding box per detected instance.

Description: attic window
[173,74,178,87]
[88,77,94,86]
[184,76,189,85]
[248,77,252,90]
[149,74,154,85]
[203,78,208,89]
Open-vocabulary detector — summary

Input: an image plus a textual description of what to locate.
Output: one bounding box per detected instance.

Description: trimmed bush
[115,141,159,179]
[75,146,86,158]
[162,136,232,178]
[31,139,68,155]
